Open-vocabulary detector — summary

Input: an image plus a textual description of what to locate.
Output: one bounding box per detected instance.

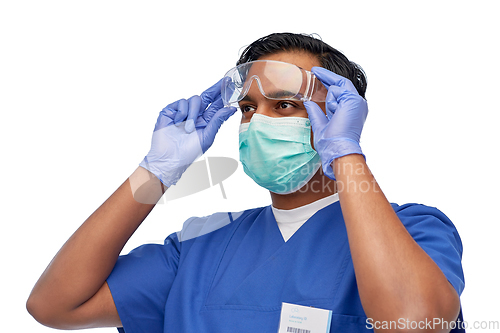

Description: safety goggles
[221,60,327,107]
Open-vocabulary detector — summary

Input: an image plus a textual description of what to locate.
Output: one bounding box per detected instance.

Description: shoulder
[392,203,465,295]
[391,203,456,230]
[391,203,463,253]
[392,203,451,221]
[176,206,268,242]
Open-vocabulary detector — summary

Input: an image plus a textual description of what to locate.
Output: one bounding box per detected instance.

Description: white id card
[278,302,332,333]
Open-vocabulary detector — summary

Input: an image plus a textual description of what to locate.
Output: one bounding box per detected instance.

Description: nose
[254,103,275,117]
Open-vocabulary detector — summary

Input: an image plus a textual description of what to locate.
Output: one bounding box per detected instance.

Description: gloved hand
[139,79,237,187]
[304,67,368,180]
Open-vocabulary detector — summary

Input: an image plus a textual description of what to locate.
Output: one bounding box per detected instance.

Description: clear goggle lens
[221,60,327,107]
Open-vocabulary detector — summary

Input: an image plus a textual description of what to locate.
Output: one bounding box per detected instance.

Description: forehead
[257,51,320,71]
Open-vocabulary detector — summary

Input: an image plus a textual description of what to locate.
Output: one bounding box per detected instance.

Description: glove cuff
[319,139,364,180]
[139,157,188,187]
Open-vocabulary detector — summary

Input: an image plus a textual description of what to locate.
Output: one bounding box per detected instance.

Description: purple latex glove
[140,79,237,186]
[304,67,368,180]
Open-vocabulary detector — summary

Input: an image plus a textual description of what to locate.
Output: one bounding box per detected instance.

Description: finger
[166,100,178,110]
[200,79,223,110]
[201,106,237,152]
[160,105,176,120]
[202,97,224,121]
[311,67,347,86]
[203,107,236,135]
[328,84,356,104]
[174,99,188,125]
[185,95,202,133]
[304,101,329,132]
[205,106,237,132]
[153,109,175,131]
[326,89,338,116]
[194,97,224,128]
[312,67,358,94]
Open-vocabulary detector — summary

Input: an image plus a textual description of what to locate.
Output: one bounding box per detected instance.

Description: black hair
[237,33,367,98]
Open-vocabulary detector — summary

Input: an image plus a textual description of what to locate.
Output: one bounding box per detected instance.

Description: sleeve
[394,203,465,296]
[106,232,181,333]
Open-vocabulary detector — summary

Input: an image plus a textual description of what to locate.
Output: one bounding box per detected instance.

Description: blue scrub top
[107,201,465,333]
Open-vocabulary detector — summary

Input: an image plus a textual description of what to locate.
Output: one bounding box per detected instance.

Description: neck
[270,170,337,210]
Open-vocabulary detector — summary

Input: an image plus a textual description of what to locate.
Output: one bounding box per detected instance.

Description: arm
[26,167,165,329]
[27,80,236,330]
[305,67,460,331]
[334,154,460,328]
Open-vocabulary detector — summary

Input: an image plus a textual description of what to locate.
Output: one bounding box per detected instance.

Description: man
[27,33,464,332]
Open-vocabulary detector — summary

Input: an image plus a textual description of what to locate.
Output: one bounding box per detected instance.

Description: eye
[278,101,296,109]
[240,104,256,113]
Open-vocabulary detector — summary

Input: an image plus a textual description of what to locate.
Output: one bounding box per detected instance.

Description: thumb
[304,101,328,133]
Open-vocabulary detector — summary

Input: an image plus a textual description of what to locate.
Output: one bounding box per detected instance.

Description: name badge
[278,302,332,333]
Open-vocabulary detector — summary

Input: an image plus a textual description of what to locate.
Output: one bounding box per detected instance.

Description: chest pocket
[204,205,352,311]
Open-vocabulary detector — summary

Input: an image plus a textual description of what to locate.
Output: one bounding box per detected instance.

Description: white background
[1,1,499,332]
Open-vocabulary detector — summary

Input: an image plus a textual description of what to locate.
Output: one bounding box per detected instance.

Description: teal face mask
[239,114,321,194]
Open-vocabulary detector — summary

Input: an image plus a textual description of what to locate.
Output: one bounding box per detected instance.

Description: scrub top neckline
[271,193,340,224]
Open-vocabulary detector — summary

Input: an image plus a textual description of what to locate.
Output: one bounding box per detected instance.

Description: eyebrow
[240,90,298,102]
[268,90,297,99]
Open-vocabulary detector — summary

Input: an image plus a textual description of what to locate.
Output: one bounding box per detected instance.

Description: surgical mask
[239,114,321,194]
[222,60,327,107]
